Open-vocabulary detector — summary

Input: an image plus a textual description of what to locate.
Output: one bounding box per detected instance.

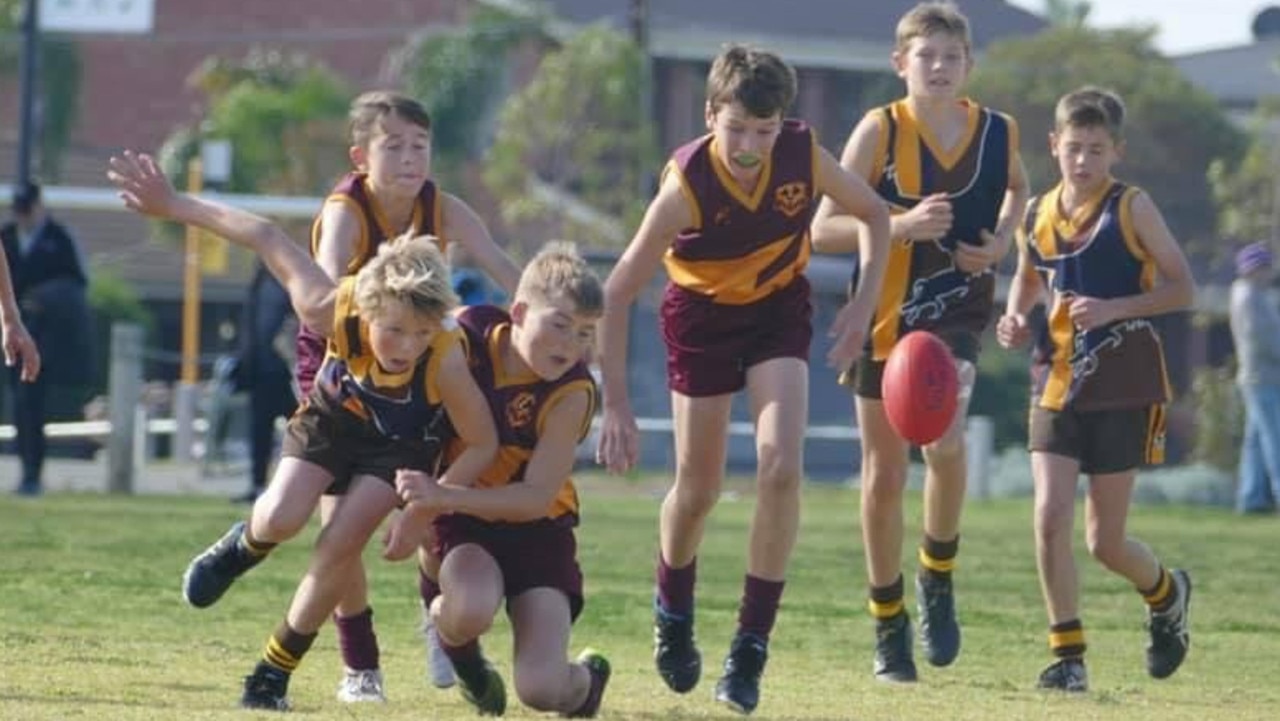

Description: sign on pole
[40,0,155,34]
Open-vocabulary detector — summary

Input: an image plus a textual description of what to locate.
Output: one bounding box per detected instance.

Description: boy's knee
[513,670,564,712]
[756,445,802,495]
[671,480,721,517]
[1084,534,1123,569]
[438,603,494,643]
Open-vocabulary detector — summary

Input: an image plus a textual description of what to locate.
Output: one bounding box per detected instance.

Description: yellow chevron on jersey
[309,172,445,272]
[326,276,460,405]
[1023,181,1169,411]
[663,230,812,305]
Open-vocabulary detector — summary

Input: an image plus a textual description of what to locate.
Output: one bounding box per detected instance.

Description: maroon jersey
[662,120,818,306]
[444,305,596,523]
[295,172,444,396]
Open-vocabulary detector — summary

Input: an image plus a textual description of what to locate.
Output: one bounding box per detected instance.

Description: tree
[1209,99,1280,249]
[393,6,543,186]
[1043,0,1091,28]
[153,49,350,253]
[483,25,657,255]
[969,26,1247,261]
[0,0,82,180]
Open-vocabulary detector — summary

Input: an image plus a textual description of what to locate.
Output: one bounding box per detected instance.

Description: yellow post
[181,158,203,384]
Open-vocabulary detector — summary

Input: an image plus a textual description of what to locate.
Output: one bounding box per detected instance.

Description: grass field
[2,474,1278,720]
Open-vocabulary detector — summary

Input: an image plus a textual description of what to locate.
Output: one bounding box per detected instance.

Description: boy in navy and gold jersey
[997,87,1195,692]
[597,44,891,714]
[106,149,498,711]
[811,0,1029,683]
[297,91,520,697]
[388,243,610,718]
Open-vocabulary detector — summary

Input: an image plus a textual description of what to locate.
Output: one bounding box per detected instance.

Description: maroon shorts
[432,514,585,621]
[281,399,441,493]
[660,275,813,397]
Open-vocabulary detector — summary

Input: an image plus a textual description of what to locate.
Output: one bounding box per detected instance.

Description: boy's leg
[417,541,457,688]
[508,588,605,715]
[1084,469,1191,680]
[244,475,397,708]
[183,457,332,608]
[1248,383,1280,508]
[1031,450,1089,691]
[319,493,379,697]
[915,360,976,667]
[654,390,733,693]
[435,543,507,716]
[710,357,806,714]
[855,396,915,682]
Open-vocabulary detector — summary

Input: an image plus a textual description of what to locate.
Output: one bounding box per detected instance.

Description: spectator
[1228,241,1280,515]
[233,260,297,503]
[0,183,89,496]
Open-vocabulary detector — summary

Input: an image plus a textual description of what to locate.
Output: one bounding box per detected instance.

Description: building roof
[493,0,1047,71]
[1175,40,1280,109]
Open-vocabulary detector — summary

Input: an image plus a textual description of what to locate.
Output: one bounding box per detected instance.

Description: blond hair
[514,241,603,316]
[348,90,432,148]
[896,1,972,53]
[1055,86,1126,140]
[354,234,457,321]
[705,44,797,118]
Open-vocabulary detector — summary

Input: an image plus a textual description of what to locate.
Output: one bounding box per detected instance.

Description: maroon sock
[419,567,441,608]
[333,606,380,671]
[441,638,486,687]
[656,554,697,617]
[737,574,785,641]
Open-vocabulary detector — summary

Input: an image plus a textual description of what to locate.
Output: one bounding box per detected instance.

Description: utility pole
[630,0,653,196]
[16,0,40,188]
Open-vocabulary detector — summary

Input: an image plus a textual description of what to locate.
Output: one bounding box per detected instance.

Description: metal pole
[630,0,652,196]
[173,158,204,462]
[107,323,144,494]
[16,0,39,187]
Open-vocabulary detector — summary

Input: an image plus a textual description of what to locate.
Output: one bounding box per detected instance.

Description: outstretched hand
[106,150,181,219]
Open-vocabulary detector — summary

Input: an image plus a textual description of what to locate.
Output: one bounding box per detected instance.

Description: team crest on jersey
[506,391,537,429]
[713,206,732,226]
[773,182,809,218]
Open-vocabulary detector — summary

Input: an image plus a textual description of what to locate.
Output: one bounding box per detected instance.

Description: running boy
[388,242,610,718]
[996,86,1194,692]
[810,0,1029,682]
[300,90,521,698]
[596,44,891,715]
[107,149,499,710]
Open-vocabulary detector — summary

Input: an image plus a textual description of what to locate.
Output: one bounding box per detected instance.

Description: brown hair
[514,241,604,316]
[896,1,972,54]
[348,90,432,147]
[705,45,797,118]
[1054,86,1126,139]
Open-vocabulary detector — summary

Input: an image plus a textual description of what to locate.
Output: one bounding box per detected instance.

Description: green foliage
[1190,363,1243,472]
[971,337,1034,451]
[484,25,658,254]
[1209,98,1280,249]
[397,6,542,184]
[0,0,82,179]
[1042,0,1092,28]
[189,49,351,195]
[86,269,154,391]
[969,27,1247,260]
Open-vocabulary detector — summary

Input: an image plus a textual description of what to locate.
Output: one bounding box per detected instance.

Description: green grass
[1,475,1277,720]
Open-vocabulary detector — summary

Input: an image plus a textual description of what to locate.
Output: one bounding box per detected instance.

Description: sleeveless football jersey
[1023,181,1170,411]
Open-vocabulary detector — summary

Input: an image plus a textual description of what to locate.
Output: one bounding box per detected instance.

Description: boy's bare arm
[0,251,39,381]
[442,193,521,297]
[812,113,880,254]
[108,151,338,334]
[434,342,499,488]
[313,200,363,280]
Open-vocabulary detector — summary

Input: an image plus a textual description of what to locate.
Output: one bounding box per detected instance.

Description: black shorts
[281,400,441,493]
[849,330,980,400]
[1028,404,1167,474]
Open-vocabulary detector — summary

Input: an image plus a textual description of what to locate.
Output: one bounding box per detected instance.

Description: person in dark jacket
[0,183,88,496]
[233,261,298,503]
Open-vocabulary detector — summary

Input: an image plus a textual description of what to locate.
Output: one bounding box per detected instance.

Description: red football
[881,331,959,446]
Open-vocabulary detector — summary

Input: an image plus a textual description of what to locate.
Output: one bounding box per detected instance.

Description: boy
[107,149,499,710]
[302,90,522,698]
[595,45,891,715]
[996,86,1194,691]
[388,242,610,718]
[810,0,1029,683]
